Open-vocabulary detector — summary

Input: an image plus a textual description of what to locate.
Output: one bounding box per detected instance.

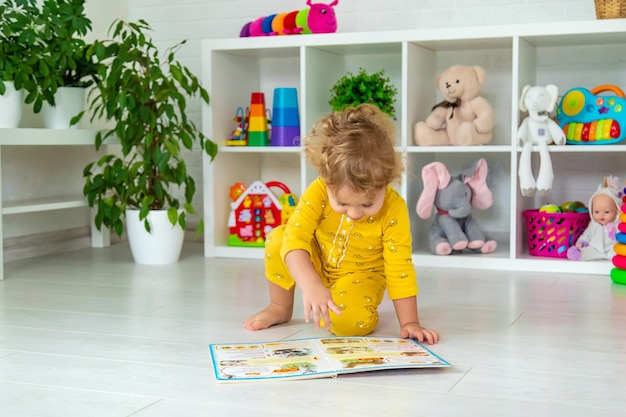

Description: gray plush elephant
[416,158,497,255]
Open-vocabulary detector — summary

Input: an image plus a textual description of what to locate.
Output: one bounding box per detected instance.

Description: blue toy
[556,85,626,145]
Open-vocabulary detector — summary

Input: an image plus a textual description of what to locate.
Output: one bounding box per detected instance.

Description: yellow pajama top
[279,177,418,300]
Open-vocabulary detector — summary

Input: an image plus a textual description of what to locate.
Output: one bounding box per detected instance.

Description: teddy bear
[414,65,494,146]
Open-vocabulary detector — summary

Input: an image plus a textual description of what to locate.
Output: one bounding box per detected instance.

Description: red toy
[228,181,298,247]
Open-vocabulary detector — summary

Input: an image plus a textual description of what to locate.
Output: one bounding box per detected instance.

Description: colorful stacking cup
[271,107,299,126]
[273,87,298,108]
[250,92,265,105]
[271,126,301,146]
[271,87,300,146]
[248,92,269,146]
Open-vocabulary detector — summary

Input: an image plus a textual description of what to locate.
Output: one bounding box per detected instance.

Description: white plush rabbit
[517,85,566,197]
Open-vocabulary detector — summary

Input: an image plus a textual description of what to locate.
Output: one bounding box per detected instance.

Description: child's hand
[302,284,342,330]
[400,322,440,345]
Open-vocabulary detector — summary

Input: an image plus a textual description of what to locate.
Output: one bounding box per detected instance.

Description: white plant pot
[0,81,24,128]
[125,209,185,265]
[41,86,86,129]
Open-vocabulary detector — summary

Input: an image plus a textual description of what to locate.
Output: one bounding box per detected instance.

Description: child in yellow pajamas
[244,104,439,344]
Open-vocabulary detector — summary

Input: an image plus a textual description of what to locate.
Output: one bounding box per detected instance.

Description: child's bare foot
[244,304,293,331]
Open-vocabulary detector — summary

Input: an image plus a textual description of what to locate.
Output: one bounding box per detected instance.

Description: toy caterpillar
[240,0,338,37]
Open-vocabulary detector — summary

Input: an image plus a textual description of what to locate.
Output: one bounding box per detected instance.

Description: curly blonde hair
[304,104,403,198]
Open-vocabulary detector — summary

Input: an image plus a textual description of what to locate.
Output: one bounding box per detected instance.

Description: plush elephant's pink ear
[465,158,492,209]
[417,162,451,219]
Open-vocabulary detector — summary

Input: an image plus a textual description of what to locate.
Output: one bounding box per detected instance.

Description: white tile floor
[1,242,625,416]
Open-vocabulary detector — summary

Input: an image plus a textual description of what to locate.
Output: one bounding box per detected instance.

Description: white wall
[5,0,600,245]
[86,0,127,40]
[125,0,596,39]
[125,0,596,84]
[128,0,595,39]
[122,0,597,235]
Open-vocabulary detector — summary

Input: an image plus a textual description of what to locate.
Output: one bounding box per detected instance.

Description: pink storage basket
[523,210,590,258]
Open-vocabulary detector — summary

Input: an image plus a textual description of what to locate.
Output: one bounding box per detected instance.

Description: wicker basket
[595,0,626,19]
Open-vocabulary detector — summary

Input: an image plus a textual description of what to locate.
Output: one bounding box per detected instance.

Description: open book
[209,336,449,383]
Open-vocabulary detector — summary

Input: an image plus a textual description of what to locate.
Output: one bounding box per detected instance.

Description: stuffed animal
[240,1,338,37]
[414,65,494,146]
[416,158,497,255]
[517,84,566,197]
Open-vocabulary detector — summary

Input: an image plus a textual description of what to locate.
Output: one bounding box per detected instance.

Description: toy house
[228,180,297,247]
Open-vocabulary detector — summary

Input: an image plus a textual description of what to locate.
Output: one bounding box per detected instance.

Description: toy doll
[567,176,621,261]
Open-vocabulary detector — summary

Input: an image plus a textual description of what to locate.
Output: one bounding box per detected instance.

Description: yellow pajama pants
[265,225,386,336]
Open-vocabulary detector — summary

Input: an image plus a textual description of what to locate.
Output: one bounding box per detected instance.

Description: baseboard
[3,225,205,263]
[3,227,93,262]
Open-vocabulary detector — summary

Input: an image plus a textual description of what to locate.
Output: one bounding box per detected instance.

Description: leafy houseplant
[0,0,42,97]
[0,0,98,112]
[329,67,398,119]
[38,0,98,89]
[34,0,98,112]
[82,19,218,238]
[37,0,99,128]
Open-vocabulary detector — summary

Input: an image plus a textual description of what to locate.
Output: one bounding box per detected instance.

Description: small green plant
[329,67,398,119]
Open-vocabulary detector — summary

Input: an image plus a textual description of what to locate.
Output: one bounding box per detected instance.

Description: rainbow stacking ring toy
[610,186,626,285]
[611,267,626,285]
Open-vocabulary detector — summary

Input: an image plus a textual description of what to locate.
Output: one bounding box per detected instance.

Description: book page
[311,336,448,373]
[210,339,337,382]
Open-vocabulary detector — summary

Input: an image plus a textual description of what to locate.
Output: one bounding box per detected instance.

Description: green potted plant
[37,0,99,128]
[82,19,218,264]
[329,67,398,119]
[0,0,99,127]
[0,0,43,127]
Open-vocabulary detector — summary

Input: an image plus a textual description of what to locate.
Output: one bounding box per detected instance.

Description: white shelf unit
[202,20,626,275]
[0,128,107,280]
